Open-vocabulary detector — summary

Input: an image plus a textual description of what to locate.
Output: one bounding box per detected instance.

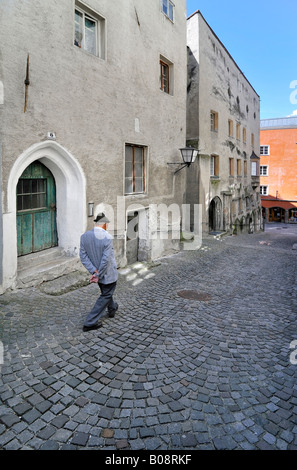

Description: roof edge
[187,10,259,98]
[260,116,297,129]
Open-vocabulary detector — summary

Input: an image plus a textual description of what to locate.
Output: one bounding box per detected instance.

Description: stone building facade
[0,0,187,293]
[186,11,262,236]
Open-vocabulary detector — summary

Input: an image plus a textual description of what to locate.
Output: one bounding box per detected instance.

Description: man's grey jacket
[80,227,118,284]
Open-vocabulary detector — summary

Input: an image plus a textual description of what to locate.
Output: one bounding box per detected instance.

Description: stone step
[17,247,84,288]
[18,247,64,271]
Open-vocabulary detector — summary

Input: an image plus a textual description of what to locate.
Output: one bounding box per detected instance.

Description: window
[162,0,174,21]
[125,144,146,195]
[17,179,46,211]
[210,111,218,132]
[251,133,255,148]
[260,186,269,196]
[237,159,242,176]
[74,1,105,59]
[260,145,270,155]
[210,155,219,177]
[244,160,247,176]
[236,123,241,140]
[160,56,173,95]
[243,127,247,143]
[251,161,258,176]
[260,165,268,176]
[228,119,234,137]
[160,60,169,94]
[229,158,234,176]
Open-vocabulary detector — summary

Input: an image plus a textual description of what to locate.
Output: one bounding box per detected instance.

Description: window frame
[229,158,234,177]
[160,55,173,95]
[125,144,146,196]
[260,165,269,176]
[210,111,218,132]
[160,60,170,94]
[237,158,242,177]
[17,178,47,212]
[251,161,258,176]
[74,1,106,59]
[260,185,269,196]
[228,119,234,137]
[260,145,270,156]
[210,155,220,177]
[162,0,174,22]
[236,122,241,140]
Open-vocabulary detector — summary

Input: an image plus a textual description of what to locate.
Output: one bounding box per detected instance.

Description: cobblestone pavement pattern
[0,224,297,450]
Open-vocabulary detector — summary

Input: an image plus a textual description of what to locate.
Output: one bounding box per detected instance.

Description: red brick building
[260,117,297,223]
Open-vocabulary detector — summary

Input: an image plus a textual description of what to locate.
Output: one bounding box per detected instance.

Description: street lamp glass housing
[179,147,198,166]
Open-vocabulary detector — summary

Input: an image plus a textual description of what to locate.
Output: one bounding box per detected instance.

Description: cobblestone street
[0,224,297,451]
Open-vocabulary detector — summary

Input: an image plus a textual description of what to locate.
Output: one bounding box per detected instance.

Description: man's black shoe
[83,322,103,332]
[108,303,118,318]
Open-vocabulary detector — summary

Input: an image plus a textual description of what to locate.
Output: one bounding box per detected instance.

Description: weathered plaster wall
[0,0,187,291]
[187,11,261,235]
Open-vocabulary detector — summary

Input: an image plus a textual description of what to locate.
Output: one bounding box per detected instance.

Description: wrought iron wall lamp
[168,147,198,174]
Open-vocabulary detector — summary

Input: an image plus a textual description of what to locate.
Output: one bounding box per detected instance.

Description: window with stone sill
[260,145,270,156]
[74,1,105,59]
[210,155,219,177]
[228,119,234,137]
[251,161,258,177]
[160,60,169,94]
[236,123,241,140]
[260,185,269,196]
[125,144,146,195]
[260,165,269,176]
[162,0,174,21]
[160,56,173,95]
[210,111,218,132]
[237,159,242,177]
[229,158,234,177]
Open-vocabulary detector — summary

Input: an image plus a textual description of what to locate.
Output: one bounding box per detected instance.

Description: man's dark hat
[94,212,110,223]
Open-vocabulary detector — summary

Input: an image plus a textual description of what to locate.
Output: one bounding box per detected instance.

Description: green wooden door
[17,161,58,256]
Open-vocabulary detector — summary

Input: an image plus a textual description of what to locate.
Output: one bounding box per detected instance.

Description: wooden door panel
[17,161,58,256]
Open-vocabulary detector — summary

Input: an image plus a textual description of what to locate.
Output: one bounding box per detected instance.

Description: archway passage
[269,207,285,223]
[209,196,222,233]
[17,161,58,256]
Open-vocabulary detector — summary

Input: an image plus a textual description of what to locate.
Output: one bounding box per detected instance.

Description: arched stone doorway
[209,196,222,233]
[17,160,58,256]
[3,141,86,290]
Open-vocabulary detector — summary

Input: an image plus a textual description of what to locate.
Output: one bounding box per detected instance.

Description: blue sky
[186,0,297,120]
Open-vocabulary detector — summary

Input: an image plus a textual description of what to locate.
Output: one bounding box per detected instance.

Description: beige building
[0,0,187,293]
[186,11,262,236]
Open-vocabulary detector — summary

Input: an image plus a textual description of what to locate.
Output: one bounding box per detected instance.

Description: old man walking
[80,213,118,332]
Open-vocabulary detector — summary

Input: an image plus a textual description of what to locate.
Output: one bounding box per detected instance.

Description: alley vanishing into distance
[0,224,297,450]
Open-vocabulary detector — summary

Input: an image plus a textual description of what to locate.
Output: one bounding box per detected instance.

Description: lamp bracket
[167,162,191,174]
